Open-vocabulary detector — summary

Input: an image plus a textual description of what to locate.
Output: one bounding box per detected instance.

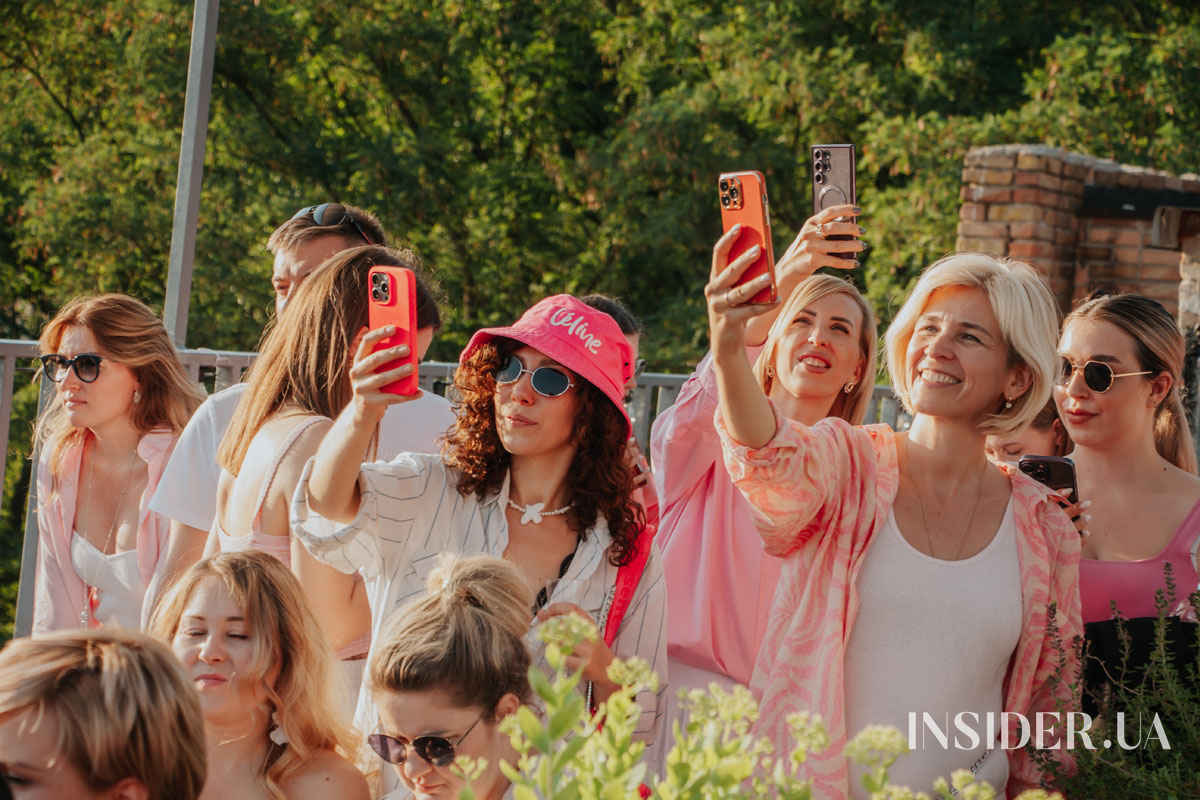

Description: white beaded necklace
[507,499,572,525]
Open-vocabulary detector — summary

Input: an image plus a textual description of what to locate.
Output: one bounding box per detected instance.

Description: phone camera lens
[721,195,730,207]
[370,273,381,285]
[729,187,740,199]
[371,288,380,301]
[815,174,825,184]
[719,179,729,191]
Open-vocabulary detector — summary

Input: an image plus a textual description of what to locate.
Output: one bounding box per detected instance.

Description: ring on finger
[815,222,825,238]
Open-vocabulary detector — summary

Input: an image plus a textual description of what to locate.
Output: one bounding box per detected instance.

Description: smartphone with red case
[367,266,419,395]
[718,171,777,304]
[811,144,858,260]
[1018,455,1078,501]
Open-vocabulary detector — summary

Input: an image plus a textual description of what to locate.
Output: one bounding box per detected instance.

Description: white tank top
[70,532,145,630]
[843,499,1021,798]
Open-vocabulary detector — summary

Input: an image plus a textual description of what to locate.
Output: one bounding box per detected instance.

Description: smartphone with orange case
[718,171,777,304]
[367,266,419,395]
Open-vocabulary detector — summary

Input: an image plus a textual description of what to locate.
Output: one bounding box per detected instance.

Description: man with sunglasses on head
[147,203,456,605]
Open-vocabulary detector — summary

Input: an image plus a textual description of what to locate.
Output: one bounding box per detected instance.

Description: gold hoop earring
[843,382,855,394]
[766,365,775,378]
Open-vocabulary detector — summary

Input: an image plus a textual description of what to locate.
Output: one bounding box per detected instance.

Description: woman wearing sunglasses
[31,293,205,636]
[368,553,532,800]
[649,206,874,755]
[1055,293,1200,704]
[713,248,1080,798]
[152,550,369,800]
[293,294,665,794]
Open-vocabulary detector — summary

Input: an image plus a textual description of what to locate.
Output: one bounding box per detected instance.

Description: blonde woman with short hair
[711,249,1081,798]
[32,293,205,635]
[151,551,368,800]
[0,628,206,800]
[367,553,534,800]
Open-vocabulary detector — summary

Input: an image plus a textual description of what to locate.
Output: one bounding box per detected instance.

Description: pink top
[717,406,1082,799]
[1079,498,1200,624]
[651,351,780,686]
[34,429,179,636]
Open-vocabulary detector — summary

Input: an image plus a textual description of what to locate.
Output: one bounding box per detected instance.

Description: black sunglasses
[367,715,483,767]
[1057,358,1151,393]
[40,353,104,383]
[494,354,574,397]
[632,358,647,380]
[292,202,373,245]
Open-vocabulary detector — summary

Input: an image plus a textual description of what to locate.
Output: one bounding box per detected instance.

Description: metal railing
[2,340,908,637]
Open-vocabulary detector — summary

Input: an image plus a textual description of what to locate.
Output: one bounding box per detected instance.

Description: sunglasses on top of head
[367,715,483,767]
[292,202,373,246]
[1057,358,1151,393]
[494,354,574,397]
[40,353,104,383]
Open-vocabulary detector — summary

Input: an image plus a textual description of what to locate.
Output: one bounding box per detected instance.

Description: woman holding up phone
[1054,294,1200,701]
[32,294,204,635]
[650,204,873,735]
[712,247,1080,798]
[291,294,666,795]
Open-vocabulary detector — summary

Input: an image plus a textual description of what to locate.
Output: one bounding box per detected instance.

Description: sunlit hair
[150,551,358,800]
[218,245,439,475]
[368,553,534,719]
[0,629,206,800]
[443,340,644,566]
[267,204,387,255]
[33,293,205,494]
[885,252,1060,438]
[752,274,878,425]
[1064,293,1197,474]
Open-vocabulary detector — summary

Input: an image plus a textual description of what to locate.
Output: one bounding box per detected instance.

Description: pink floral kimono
[717,406,1081,799]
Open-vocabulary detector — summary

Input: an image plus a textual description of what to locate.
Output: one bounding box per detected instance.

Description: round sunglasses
[291,202,373,245]
[1057,358,1151,393]
[40,353,105,383]
[494,354,574,397]
[367,715,482,767]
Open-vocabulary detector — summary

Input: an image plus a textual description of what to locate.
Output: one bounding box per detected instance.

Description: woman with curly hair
[151,550,368,800]
[292,295,665,792]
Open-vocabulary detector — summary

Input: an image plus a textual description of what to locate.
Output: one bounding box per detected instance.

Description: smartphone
[810,144,857,260]
[367,266,419,395]
[1018,455,1078,501]
[718,171,777,304]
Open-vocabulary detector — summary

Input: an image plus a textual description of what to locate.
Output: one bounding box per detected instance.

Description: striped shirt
[291,452,668,750]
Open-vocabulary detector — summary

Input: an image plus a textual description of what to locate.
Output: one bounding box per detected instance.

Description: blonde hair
[150,551,358,800]
[218,245,429,475]
[33,293,205,491]
[1065,293,1197,474]
[885,252,1060,438]
[752,274,878,424]
[0,629,206,800]
[368,553,534,719]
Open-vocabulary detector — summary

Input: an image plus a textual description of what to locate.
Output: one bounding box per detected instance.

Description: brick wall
[955,144,1200,318]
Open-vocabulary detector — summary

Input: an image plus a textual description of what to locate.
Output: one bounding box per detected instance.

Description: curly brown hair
[443,340,645,566]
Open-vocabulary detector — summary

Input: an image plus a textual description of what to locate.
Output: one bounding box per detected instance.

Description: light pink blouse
[651,351,780,686]
[718,406,1082,799]
[34,429,179,636]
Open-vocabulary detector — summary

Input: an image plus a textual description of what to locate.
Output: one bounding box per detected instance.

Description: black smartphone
[811,144,857,260]
[1018,455,1078,500]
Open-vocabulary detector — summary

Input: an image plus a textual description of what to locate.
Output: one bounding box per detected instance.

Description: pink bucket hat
[461,294,633,435]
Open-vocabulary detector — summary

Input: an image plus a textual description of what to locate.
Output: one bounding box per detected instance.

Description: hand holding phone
[718,171,776,304]
[811,144,857,260]
[367,266,420,395]
[1018,455,1079,500]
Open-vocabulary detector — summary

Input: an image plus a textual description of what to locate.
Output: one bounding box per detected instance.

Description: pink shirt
[651,351,780,686]
[718,407,1082,799]
[34,429,179,636]
[1079,497,1200,624]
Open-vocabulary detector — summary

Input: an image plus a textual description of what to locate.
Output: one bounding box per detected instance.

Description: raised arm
[306,326,420,523]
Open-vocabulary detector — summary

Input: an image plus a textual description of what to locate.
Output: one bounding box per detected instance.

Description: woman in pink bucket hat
[290,294,666,798]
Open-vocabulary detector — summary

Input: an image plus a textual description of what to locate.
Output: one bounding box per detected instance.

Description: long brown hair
[150,551,358,800]
[1064,293,1197,474]
[218,245,430,475]
[443,340,644,566]
[34,293,205,490]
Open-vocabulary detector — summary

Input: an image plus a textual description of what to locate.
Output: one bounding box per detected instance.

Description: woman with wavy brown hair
[32,293,204,635]
[292,294,665,796]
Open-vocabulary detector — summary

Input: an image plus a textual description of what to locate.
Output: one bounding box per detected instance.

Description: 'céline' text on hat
[548,309,602,354]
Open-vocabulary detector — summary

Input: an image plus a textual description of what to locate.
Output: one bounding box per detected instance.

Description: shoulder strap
[250,416,328,533]
[601,523,655,648]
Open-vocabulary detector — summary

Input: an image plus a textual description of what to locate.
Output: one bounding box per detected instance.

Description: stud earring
[1003,396,1012,410]
[133,390,142,404]
[766,365,775,378]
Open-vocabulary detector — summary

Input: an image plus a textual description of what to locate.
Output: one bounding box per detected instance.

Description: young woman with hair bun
[367,553,534,800]
[151,550,369,800]
[31,293,205,635]
[1055,293,1200,697]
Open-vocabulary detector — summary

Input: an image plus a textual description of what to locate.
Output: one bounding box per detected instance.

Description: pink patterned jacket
[717,406,1081,799]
